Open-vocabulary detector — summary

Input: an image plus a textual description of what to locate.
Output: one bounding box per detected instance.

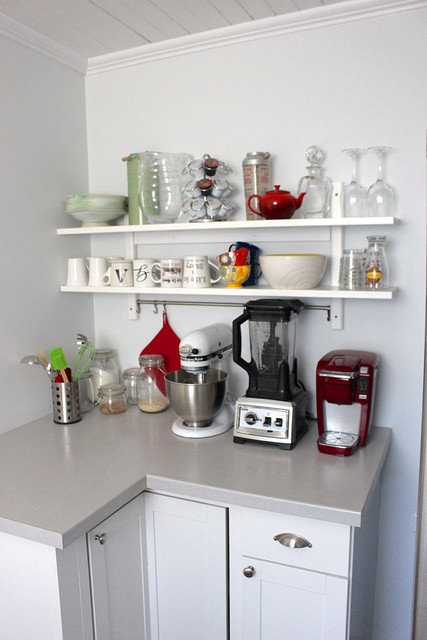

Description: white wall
[86,7,426,640]
[0,35,93,432]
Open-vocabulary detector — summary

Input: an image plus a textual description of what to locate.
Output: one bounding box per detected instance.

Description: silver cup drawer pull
[273,532,312,549]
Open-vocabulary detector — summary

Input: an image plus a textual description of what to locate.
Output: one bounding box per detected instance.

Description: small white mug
[133,258,158,288]
[107,259,134,287]
[87,257,109,287]
[66,258,88,287]
[183,256,221,288]
[151,259,183,288]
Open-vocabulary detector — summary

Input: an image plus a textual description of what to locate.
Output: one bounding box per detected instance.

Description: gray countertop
[0,408,391,549]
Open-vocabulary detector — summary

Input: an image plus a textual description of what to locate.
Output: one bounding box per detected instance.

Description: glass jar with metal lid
[98,383,127,415]
[90,349,119,397]
[137,354,169,413]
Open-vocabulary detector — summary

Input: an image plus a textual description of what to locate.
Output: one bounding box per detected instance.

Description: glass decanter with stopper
[297,146,332,218]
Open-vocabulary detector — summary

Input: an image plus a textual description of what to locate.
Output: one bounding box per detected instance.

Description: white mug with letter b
[183,255,221,288]
[151,259,183,288]
[133,258,157,288]
[87,257,109,287]
[107,259,134,287]
[66,258,88,287]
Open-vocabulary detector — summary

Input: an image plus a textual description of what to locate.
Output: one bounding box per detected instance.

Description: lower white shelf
[59,284,396,300]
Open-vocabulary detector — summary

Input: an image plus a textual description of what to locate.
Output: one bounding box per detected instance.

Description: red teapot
[247,185,306,220]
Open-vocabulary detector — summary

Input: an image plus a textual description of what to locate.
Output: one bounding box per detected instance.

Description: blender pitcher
[232,299,305,401]
[139,151,192,223]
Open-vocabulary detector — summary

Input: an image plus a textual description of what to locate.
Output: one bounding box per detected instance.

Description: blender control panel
[234,398,295,443]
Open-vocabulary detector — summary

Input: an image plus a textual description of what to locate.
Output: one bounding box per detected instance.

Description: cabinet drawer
[239,508,351,577]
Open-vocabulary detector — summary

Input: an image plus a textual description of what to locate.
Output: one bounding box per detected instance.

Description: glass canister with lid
[90,349,119,397]
[137,354,169,413]
[98,383,127,415]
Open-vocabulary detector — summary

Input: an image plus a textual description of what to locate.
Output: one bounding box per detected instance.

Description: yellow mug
[219,265,250,288]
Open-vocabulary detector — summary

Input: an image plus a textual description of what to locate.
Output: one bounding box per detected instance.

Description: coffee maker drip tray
[318,431,360,448]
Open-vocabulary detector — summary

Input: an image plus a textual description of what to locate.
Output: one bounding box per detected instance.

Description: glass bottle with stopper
[297,146,332,218]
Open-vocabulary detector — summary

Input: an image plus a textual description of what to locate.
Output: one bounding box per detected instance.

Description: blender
[232,299,308,449]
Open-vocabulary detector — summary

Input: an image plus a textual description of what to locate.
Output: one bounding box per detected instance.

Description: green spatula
[50,347,69,383]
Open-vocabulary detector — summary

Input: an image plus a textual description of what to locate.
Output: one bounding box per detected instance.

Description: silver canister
[51,380,82,424]
[242,151,271,220]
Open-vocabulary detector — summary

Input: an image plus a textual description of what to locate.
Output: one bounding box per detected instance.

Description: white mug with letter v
[107,259,134,287]
[151,259,183,288]
[183,256,220,288]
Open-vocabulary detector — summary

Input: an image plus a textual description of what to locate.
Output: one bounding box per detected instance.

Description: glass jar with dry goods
[89,349,119,397]
[137,354,169,413]
[98,383,127,415]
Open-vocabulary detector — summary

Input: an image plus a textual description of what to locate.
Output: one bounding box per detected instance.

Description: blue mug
[229,242,261,286]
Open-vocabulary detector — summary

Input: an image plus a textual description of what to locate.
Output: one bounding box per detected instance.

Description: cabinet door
[145,492,228,640]
[87,495,147,640]
[239,558,348,640]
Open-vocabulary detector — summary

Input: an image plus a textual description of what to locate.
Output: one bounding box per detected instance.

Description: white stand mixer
[166,324,235,439]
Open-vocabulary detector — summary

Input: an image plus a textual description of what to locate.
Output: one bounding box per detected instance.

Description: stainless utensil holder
[51,380,82,424]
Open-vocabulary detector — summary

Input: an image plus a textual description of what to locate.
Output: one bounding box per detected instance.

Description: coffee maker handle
[232,309,252,376]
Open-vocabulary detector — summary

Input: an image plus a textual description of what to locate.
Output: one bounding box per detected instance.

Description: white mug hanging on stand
[182,256,221,288]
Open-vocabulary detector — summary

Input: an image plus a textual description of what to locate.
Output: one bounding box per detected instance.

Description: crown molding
[1,0,424,76]
[0,12,87,74]
[87,0,426,75]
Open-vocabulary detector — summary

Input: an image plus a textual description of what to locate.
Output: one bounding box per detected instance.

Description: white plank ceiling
[0,0,347,59]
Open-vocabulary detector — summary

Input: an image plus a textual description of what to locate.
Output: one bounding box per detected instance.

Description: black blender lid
[245,298,304,320]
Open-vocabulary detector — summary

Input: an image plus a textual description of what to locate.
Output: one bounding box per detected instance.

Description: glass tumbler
[339,249,365,290]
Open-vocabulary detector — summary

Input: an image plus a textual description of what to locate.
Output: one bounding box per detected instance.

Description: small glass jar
[365,235,389,289]
[137,354,169,414]
[122,367,141,405]
[90,349,119,396]
[98,383,127,415]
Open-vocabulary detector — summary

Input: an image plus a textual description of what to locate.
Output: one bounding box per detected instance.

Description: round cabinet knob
[243,565,255,578]
[94,533,106,545]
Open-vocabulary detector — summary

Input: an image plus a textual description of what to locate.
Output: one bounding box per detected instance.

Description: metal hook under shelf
[135,299,331,321]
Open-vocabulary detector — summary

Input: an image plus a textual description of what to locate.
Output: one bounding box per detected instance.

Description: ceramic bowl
[260,254,327,289]
[219,264,251,288]
[65,194,128,227]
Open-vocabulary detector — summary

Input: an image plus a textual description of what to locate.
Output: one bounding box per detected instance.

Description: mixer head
[179,323,232,372]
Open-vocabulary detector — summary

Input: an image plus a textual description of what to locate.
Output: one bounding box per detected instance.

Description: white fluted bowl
[260,254,327,289]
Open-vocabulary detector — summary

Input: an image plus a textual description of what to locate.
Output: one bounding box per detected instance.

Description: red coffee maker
[316,350,379,456]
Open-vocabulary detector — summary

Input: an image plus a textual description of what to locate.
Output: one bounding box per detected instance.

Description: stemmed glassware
[367,146,395,216]
[342,148,367,217]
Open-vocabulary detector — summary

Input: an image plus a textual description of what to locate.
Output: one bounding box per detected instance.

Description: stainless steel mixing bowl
[165,368,228,428]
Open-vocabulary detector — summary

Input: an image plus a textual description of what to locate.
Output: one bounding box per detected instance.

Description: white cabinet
[87,495,148,640]
[229,489,381,640]
[144,491,228,640]
[229,507,351,640]
[237,559,348,639]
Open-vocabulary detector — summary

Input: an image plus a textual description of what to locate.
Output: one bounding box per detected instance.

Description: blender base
[172,406,234,439]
